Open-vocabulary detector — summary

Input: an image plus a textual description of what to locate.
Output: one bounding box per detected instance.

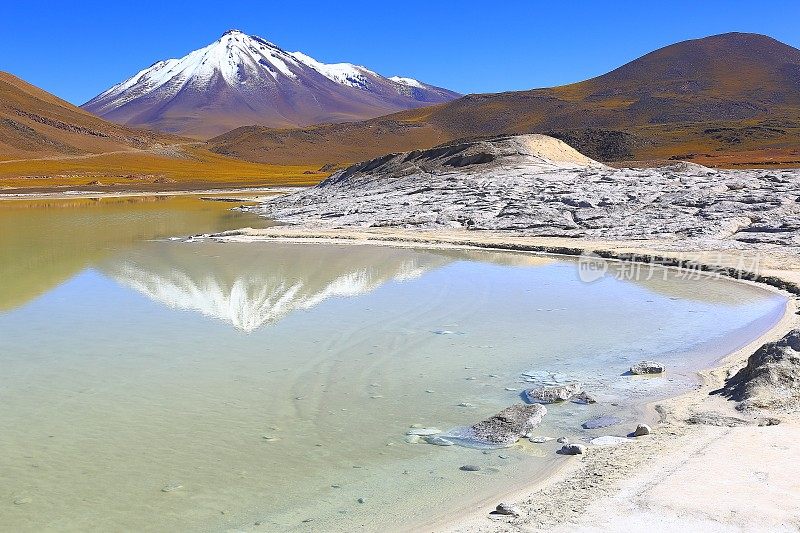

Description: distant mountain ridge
[82,30,460,138]
[209,32,800,167]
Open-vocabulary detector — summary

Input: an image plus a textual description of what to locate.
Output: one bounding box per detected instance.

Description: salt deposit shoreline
[202,226,800,532]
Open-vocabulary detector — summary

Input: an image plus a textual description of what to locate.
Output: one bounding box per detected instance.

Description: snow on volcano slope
[83,30,460,138]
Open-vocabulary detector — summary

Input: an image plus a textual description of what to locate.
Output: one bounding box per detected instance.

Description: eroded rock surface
[524,382,583,404]
[251,134,800,249]
[471,403,547,445]
[715,329,800,411]
[630,361,666,375]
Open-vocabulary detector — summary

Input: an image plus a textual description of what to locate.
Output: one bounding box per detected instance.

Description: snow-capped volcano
[82,29,460,138]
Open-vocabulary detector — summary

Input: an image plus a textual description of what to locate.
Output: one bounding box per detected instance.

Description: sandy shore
[0,186,304,202]
[204,226,800,532]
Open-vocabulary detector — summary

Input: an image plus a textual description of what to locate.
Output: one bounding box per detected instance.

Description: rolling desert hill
[0,71,178,159]
[0,72,319,193]
[209,33,800,168]
[82,30,460,138]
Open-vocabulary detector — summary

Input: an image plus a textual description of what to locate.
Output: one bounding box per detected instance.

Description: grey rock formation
[251,135,800,252]
[630,361,666,375]
[524,382,583,404]
[492,502,520,516]
[715,329,800,411]
[471,403,547,446]
[572,391,598,404]
[558,443,587,455]
[632,423,652,436]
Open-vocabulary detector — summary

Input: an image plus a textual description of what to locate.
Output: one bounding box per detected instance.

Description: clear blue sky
[2,0,799,105]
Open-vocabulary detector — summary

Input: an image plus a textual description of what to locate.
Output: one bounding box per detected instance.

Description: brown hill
[0,71,179,159]
[209,33,800,168]
[0,72,319,193]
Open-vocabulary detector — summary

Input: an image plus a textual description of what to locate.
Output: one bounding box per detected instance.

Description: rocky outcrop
[715,329,800,412]
[630,361,666,375]
[252,134,800,250]
[471,403,547,445]
[524,382,583,404]
[558,443,587,455]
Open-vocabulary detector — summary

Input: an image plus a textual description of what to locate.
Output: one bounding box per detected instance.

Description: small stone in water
[572,391,597,404]
[505,387,518,391]
[556,437,570,444]
[262,435,280,442]
[458,402,475,407]
[357,497,366,504]
[161,483,183,493]
[424,435,454,446]
[425,390,435,393]
[460,465,481,471]
[13,497,32,505]
[406,427,441,436]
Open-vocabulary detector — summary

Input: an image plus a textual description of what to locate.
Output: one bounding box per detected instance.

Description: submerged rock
[471,403,547,446]
[459,465,481,471]
[406,427,441,436]
[582,415,621,429]
[523,382,582,404]
[630,361,666,375]
[424,435,455,446]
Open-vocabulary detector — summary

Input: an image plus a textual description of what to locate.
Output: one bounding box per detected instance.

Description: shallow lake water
[0,196,788,531]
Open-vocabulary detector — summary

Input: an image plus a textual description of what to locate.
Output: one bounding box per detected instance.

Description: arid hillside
[0,72,319,192]
[0,71,181,159]
[209,33,800,168]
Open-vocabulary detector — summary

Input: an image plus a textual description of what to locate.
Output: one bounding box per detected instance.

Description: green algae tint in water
[0,199,787,532]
